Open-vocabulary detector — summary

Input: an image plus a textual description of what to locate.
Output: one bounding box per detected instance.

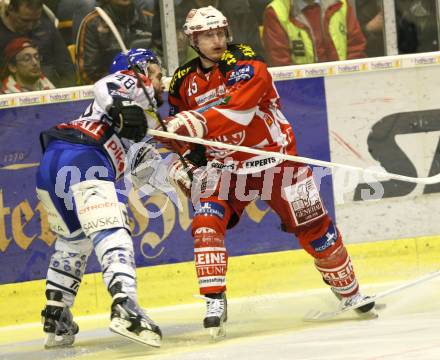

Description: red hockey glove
[165,110,207,137]
[168,157,198,198]
[155,110,207,151]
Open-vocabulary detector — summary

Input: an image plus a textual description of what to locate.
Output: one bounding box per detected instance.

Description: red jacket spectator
[263,0,366,66]
[0,0,76,87]
[1,37,55,93]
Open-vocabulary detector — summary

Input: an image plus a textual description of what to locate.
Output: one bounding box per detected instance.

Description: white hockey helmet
[183,6,229,39]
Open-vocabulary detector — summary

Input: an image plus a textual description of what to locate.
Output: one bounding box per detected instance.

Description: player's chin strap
[190,29,231,66]
[191,45,219,66]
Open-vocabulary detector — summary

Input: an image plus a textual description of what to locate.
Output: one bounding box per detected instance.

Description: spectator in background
[396,0,438,54]
[252,0,272,25]
[76,0,153,84]
[151,0,192,64]
[0,0,76,87]
[263,0,366,66]
[53,0,153,46]
[55,0,96,45]
[220,0,264,55]
[152,0,264,65]
[355,0,384,57]
[1,37,55,93]
[134,0,154,12]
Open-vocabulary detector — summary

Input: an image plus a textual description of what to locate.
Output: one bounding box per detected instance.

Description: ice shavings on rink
[1,278,440,360]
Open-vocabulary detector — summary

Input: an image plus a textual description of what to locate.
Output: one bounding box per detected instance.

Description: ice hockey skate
[339,292,378,318]
[108,282,162,347]
[201,293,227,339]
[304,291,378,322]
[332,289,378,317]
[41,290,79,349]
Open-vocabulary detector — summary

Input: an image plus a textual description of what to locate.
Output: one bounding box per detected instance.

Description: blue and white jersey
[40,69,160,179]
[36,70,173,237]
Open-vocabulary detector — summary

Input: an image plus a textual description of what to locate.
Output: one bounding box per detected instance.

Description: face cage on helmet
[130,57,160,76]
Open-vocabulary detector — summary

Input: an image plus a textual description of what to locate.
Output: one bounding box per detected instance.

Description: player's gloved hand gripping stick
[95,6,194,181]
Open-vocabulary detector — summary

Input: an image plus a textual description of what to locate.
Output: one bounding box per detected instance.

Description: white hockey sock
[92,228,137,300]
[46,236,93,307]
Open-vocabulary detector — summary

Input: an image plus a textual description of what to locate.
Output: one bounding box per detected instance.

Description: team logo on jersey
[194,202,225,219]
[107,82,129,98]
[310,222,339,253]
[283,178,327,226]
[195,85,226,106]
[208,131,245,157]
[104,135,126,176]
[227,65,254,85]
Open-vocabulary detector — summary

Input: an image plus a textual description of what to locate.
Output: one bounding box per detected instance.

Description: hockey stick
[94,6,440,186]
[303,269,440,321]
[94,6,193,180]
[148,129,440,185]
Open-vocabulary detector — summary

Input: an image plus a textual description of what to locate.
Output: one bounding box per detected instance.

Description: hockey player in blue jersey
[36,48,165,348]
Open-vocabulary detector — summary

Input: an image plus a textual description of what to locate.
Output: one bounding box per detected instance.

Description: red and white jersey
[168,44,296,174]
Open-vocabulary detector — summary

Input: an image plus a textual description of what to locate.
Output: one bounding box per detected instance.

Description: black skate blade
[109,318,161,348]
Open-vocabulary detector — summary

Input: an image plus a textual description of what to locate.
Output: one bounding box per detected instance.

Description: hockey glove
[168,157,198,198]
[130,142,161,191]
[168,150,216,201]
[167,144,208,197]
[109,98,148,142]
[165,110,207,138]
[155,111,207,151]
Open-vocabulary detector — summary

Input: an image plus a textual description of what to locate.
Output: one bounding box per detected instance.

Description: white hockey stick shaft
[95,7,128,52]
[149,129,440,185]
[95,5,440,186]
[303,269,440,321]
[375,270,440,299]
[95,6,195,179]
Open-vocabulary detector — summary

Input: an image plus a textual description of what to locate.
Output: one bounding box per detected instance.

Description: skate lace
[340,293,365,309]
[205,298,225,317]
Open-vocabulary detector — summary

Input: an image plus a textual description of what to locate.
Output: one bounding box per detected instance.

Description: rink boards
[1,52,440,326]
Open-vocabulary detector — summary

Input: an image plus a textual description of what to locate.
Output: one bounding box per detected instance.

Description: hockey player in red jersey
[162,6,377,338]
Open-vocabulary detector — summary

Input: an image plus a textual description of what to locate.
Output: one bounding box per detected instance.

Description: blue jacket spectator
[76,0,153,84]
[0,0,76,87]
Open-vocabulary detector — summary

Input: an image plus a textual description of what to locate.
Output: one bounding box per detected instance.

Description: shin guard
[93,228,137,300]
[46,236,92,306]
[314,246,359,297]
[194,231,228,294]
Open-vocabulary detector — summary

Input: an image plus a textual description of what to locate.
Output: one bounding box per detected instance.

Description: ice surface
[1,279,439,360]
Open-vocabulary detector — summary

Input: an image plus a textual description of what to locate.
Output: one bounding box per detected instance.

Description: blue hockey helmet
[109,48,160,75]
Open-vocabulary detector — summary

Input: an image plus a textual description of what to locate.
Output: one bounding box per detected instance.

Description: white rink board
[2,52,440,245]
[325,65,440,243]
